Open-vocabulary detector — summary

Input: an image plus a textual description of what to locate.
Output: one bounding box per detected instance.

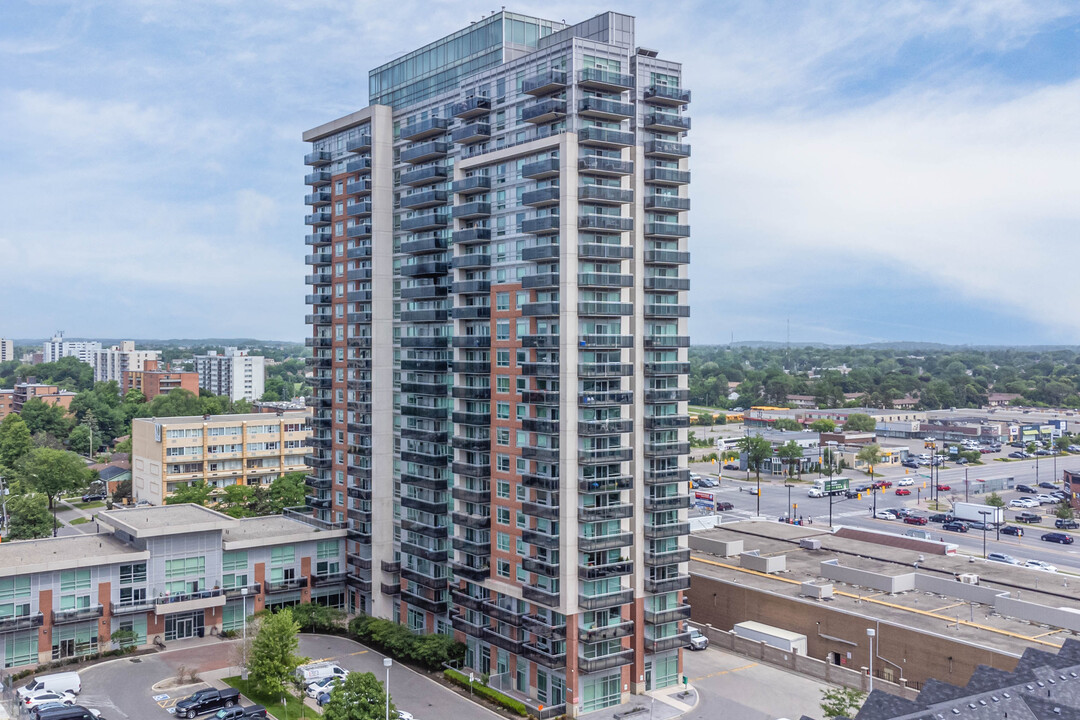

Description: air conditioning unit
[958,573,979,585]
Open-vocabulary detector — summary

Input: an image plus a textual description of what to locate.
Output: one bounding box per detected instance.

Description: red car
[895,488,911,496]
[937,484,952,491]
[903,515,928,525]
[872,480,893,489]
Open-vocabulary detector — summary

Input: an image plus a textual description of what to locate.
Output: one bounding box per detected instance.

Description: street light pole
[241,587,249,680]
[384,657,392,720]
[979,510,991,558]
[786,483,794,520]
[866,628,876,692]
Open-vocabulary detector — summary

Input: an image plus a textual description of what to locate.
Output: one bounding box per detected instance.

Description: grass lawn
[74,501,105,510]
[70,517,92,526]
[222,677,316,720]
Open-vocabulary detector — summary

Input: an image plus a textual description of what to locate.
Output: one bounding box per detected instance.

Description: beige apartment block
[132,412,310,506]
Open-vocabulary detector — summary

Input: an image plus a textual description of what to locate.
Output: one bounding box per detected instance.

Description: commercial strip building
[92,341,159,383]
[122,359,200,400]
[42,332,101,365]
[730,429,911,476]
[193,348,265,402]
[0,505,345,670]
[131,412,309,506]
[686,521,1080,694]
[744,406,927,430]
[303,11,691,715]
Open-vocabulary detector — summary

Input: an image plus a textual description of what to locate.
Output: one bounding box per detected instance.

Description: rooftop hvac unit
[958,573,979,585]
[800,538,822,550]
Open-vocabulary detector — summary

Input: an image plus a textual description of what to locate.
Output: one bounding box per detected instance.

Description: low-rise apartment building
[0,389,13,421]
[0,338,13,363]
[132,412,310,506]
[93,341,159,383]
[0,505,346,670]
[123,360,199,400]
[11,383,76,414]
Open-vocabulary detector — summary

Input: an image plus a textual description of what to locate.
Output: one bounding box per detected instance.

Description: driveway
[76,634,500,720]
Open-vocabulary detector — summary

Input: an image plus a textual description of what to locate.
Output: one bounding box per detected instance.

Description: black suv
[929,513,954,523]
[1016,484,1036,494]
[1042,532,1075,544]
[1055,518,1080,529]
[943,521,969,532]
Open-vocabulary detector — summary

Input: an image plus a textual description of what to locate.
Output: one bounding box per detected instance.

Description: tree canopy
[738,435,773,480]
[248,608,307,698]
[0,413,33,470]
[16,448,92,508]
[6,493,54,539]
[843,413,877,432]
[322,672,395,720]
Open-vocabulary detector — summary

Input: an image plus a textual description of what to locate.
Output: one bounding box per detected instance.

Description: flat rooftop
[101,504,235,537]
[691,521,1080,658]
[132,412,307,425]
[221,515,346,548]
[0,532,146,577]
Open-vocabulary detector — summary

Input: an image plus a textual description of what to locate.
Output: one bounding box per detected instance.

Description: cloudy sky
[1,1,1077,345]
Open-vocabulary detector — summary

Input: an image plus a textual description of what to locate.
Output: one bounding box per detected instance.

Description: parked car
[872,480,893,489]
[306,679,337,699]
[1008,452,1026,459]
[1001,525,1025,537]
[1039,482,1058,489]
[898,478,915,486]
[1015,512,1042,523]
[968,521,992,531]
[1036,494,1057,505]
[902,460,920,468]
[1025,560,1057,572]
[687,628,709,650]
[845,489,860,499]
[34,707,99,720]
[903,515,928,525]
[80,492,106,503]
[929,513,954,523]
[175,689,240,719]
[723,463,739,470]
[956,458,968,465]
[18,673,82,700]
[874,510,897,520]
[213,707,266,720]
[398,712,415,720]
[1042,532,1075,544]
[894,508,914,518]
[943,521,969,532]
[936,484,952,492]
[24,693,76,711]
[1055,519,1079,529]
[699,477,719,488]
[316,693,331,708]
[1016,484,1037,494]
[1010,498,1038,508]
[895,488,911,496]
[987,553,1020,565]
[717,501,734,511]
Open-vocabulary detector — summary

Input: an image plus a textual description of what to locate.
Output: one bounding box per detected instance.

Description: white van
[17,672,81,699]
[296,662,348,685]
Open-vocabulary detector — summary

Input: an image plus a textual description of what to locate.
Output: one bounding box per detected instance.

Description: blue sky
[1,1,1078,345]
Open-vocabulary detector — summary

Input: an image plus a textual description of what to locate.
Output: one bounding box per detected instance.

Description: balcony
[580,620,634,643]
[644,277,690,291]
[400,117,450,141]
[305,494,332,510]
[346,201,372,217]
[521,301,560,317]
[644,522,691,541]
[401,212,449,232]
[402,141,450,164]
[522,585,560,608]
[451,122,491,145]
[523,99,567,124]
[400,189,448,209]
[452,96,492,118]
[577,273,631,289]
[578,186,633,204]
[521,418,560,434]
[400,165,448,186]
[645,415,691,429]
[519,361,560,376]
[451,510,491,530]
[521,272,559,290]
[452,227,491,244]
[450,305,490,320]
[452,535,490,555]
[644,362,690,375]
[305,190,331,206]
[483,627,524,655]
[401,568,449,591]
[578,533,633,553]
[645,575,692,593]
[346,135,372,152]
[347,157,372,174]
[401,540,449,562]
[522,186,561,207]
[399,404,449,419]
[264,577,310,593]
[346,223,372,239]
[579,156,634,176]
[450,613,485,638]
[346,179,372,196]
[579,97,634,120]
[522,528,559,550]
[381,582,401,595]
[305,212,331,226]
[645,602,692,625]
[52,605,105,625]
[644,494,691,511]
[452,175,491,194]
[451,256,490,271]
[644,168,691,185]
[579,68,634,91]
[523,70,568,95]
[644,194,691,211]
[451,460,490,479]
[645,222,691,238]
[311,573,347,588]
[0,612,44,632]
[400,261,449,277]
[579,560,633,580]
[644,250,691,265]
[645,632,692,652]
[305,232,332,246]
[304,170,331,186]
[645,140,691,159]
[451,562,489,583]
[522,158,561,179]
[400,589,448,615]
[578,390,633,405]
[644,113,691,135]
[522,642,567,669]
[579,215,632,233]
[521,501,560,521]
[523,614,568,640]
[522,473,560,491]
[452,201,491,220]
[305,150,332,166]
[452,360,489,374]
[401,494,448,516]
[578,476,632,493]
[644,387,690,402]
[644,85,692,106]
[578,127,635,148]
[578,589,634,611]
[578,302,632,318]
[578,503,633,522]
[522,243,559,261]
[401,236,448,255]
[483,600,525,626]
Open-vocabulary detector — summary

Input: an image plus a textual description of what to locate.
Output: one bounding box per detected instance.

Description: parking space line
[349,650,369,655]
[690,661,758,682]
[1033,629,1065,639]
[157,698,181,709]
[931,602,965,613]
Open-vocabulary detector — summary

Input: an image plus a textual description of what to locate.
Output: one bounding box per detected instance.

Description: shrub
[443,669,528,716]
[348,617,465,671]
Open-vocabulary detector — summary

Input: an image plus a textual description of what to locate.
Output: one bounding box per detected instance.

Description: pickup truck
[175,689,241,718]
[1015,512,1042,524]
[213,706,266,720]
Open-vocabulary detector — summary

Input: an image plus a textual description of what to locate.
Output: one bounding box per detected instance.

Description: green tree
[856,443,884,477]
[268,472,306,512]
[1056,501,1074,520]
[16,447,92,508]
[1056,436,1073,453]
[67,424,93,456]
[820,687,866,719]
[772,418,802,432]
[248,608,307,698]
[322,672,395,720]
[291,603,346,633]
[70,382,126,447]
[737,435,773,481]
[843,413,877,432]
[6,493,54,539]
[809,418,837,433]
[985,492,1004,507]
[775,440,804,478]
[113,478,132,505]
[218,484,255,517]
[166,480,213,506]
[20,398,73,440]
[0,413,33,469]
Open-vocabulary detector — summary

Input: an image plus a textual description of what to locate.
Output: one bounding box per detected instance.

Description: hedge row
[444,668,529,716]
[348,616,465,672]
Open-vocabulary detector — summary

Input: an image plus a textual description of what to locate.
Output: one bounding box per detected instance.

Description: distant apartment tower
[122,360,200,400]
[93,341,160,383]
[131,412,310,506]
[303,11,691,715]
[0,338,13,363]
[193,348,265,402]
[42,331,102,364]
[0,389,13,421]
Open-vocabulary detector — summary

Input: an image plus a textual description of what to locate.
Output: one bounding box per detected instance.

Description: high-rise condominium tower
[303,11,690,715]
